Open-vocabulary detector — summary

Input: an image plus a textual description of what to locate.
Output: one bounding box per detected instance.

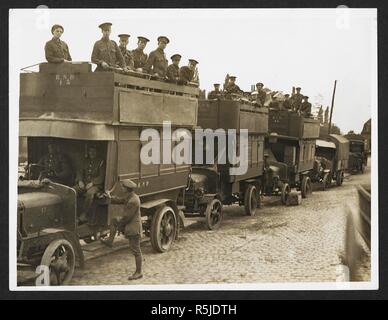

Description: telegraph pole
[328,80,337,134]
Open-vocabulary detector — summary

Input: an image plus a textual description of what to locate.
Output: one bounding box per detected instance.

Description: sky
[9,8,377,133]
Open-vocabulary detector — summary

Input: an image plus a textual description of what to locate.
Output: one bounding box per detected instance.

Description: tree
[330,123,342,135]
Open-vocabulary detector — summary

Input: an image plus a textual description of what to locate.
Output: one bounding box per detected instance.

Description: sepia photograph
[8,7,377,291]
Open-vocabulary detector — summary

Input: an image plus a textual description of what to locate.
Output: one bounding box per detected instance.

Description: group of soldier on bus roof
[44,22,199,84]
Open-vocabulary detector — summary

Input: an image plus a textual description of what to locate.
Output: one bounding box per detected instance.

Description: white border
[9,8,378,291]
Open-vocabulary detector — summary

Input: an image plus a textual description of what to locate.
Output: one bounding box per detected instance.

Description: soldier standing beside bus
[101,179,143,281]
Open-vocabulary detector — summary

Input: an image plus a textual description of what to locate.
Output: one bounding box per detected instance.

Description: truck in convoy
[264,110,320,204]
[17,62,199,285]
[180,99,268,229]
[344,132,368,174]
[312,133,349,189]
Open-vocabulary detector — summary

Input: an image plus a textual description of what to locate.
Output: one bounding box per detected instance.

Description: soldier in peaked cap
[208,83,223,100]
[101,179,143,280]
[283,93,292,110]
[300,96,312,117]
[118,34,134,70]
[91,22,126,72]
[224,75,243,95]
[45,24,72,63]
[255,82,267,107]
[291,86,304,111]
[132,36,149,71]
[179,59,199,84]
[74,144,105,223]
[166,54,182,82]
[144,36,170,78]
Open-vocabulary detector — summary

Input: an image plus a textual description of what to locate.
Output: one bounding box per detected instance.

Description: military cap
[304,96,309,99]
[189,59,199,65]
[170,54,182,60]
[121,179,137,189]
[157,36,170,44]
[284,93,290,97]
[51,24,64,34]
[229,76,237,80]
[214,83,220,86]
[118,34,130,39]
[256,82,264,87]
[98,22,112,30]
[137,36,150,43]
[296,87,301,90]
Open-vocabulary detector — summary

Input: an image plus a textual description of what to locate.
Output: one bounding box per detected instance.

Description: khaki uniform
[283,98,292,110]
[225,83,242,94]
[300,101,312,116]
[291,93,304,111]
[208,90,222,99]
[132,48,148,69]
[166,64,180,81]
[144,48,168,77]
[179,66,194,83]
[91,38,126,72]
[37,152,71,184]
[75,157,105,216]
[110,192,142,237]
[256,89,267,107]
[119,46,134,69]
[45,38,72,63]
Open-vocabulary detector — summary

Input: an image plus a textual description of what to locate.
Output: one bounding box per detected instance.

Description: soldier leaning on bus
[91,22,126,72]
[224,76,243,94]
[74,144,105,223]
[118,34,134,70]
[143,36,169,78]
[166,54,181,82]
[37,140,72,184]
[101,179,143,281]
[132,36,149,71]
[45,24,72,63]
[179,59,199,84]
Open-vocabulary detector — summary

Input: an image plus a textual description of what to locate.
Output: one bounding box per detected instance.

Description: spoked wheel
[150,206,177,253]
[40,239,76,286]
[322,172,332,191]
[205,198,223,230]
[244,184,258,216]
[336,170,344,186]
[281,183,291,205]
[301,176,312,199]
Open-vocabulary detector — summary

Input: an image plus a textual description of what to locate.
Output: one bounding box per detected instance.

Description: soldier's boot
[128,255,143,281]
[100,224,117,248]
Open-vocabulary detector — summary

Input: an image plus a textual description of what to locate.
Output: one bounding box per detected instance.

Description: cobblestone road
[71,168,371,285]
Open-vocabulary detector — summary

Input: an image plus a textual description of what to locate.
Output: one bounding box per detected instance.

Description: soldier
[300,96,312,117]
[118,34,134,70]
[283,94,292,110]
[101,179,143,281]
[208,83,222,99]
[166,54,181,82]
[179,59,199,84]
[132,36,149,71]
[45,24,72,63]
[255,82,266,107]
[144,36,169,78]
[74,144,105,222]
[91,22,126,72]
[291,87,304,111]
[36,140,72,184]
[224,76,243,95]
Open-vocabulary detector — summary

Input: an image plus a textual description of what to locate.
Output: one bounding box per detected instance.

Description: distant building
[361,118,371,153]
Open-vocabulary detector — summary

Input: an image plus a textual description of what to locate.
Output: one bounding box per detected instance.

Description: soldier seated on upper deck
[208,83,223,100]
[180,59,199,85]
[45,24,72,64]
[74,144,105,223]
[224,76,243,97]
[300,96,312,117]
[143,36,169,79]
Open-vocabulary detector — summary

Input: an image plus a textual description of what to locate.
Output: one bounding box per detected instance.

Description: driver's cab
[21,137,109,227]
